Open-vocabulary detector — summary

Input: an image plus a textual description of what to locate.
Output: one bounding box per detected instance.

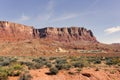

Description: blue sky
[0,0,120,44]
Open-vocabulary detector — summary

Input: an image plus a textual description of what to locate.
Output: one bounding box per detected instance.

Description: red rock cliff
[0,21,97,42]
[38,27,97,42]
[0,21,38,41]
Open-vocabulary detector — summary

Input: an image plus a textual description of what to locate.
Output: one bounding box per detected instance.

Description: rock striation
[0,21,37,41]
[38,27,97,42]
[0,21,97,42]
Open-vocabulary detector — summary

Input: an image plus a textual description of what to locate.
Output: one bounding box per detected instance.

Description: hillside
[0,21,120,80]
[0,21,119,56]
[0,21,97,42]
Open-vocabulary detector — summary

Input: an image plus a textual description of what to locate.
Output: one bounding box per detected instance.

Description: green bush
[49,57,57,60]
[72,61,84,68]
[49,67,59,75]
[94,59,101,64]
[32,57,47,63]
[0,72,8,80]
[7,70,21,76]
[62,64,71,70]
[55,58,67,64]
[46,62,52,68]
[20,61,35,69]
[19,73,32,80]
[0,60,10,66]
[106,59,114,65]
[34,63,44,69]
[13,64,23,70]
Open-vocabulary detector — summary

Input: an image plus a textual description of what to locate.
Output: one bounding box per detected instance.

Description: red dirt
[9,67,120,80]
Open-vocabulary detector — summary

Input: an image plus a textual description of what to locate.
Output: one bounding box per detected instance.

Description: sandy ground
[9,67,120,80]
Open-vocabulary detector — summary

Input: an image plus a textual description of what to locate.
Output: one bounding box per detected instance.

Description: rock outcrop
[38,27,97,42]
[0,21,38,41]
[0,21,97,42]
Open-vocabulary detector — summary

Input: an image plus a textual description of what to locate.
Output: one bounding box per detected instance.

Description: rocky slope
[0,21,97,42]
[0,21,120,54]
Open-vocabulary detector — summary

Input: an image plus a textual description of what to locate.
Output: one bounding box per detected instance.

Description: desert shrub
[32,57,47,63]
[72,57,90,68]
[76,68,82,72]
[7,69,21,76]
[0,61,9,66]
[112,58,120,65]
[21,60,46,69]
[0,72,8,80]
[20,61,35,69]
[12,64,23,70]
[34,63,44,69]
[6,63,23,76]
[94,59,101,64]
[55,63,71,70]
[49,67,59,75]
[72,61,84,68]
[55,63,63,70]
[105,58,115,65]
[82,58,93,67]
[87,57,102,63]
[19,73,32,80]
[55,58,67,64]
[0,57,18,67]
[0,57,4,62]
[32,57,48,68]
[46,62,52,68]
[0,67,8,79]
[117,63,120,66]
[70,57,80,62]
[110,70,116,74]
[54,57,71,70]
[49,57,57,60]
[13,71,21,76]
[9,57,18,62]
[62,64,71,70]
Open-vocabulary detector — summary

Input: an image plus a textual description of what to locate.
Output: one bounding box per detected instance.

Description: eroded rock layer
[38,27,97,42]
[0,21,37,41]
[0,21,97,42]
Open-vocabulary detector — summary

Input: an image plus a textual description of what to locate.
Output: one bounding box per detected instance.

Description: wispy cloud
[20,14,30,21]
[51,14,78,22]
[13,14,30,23]
[37,0,55,22]
[84,0,99,12]
[104,26,120,34]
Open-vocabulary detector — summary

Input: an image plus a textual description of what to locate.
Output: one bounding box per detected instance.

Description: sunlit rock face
[38,27,97,42]
[0,21,39,41]
[0,21,97,42]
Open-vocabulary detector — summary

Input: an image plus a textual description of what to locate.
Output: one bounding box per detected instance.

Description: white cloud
[19,14,30,21]
[104,26,120,34]
[13,14,30,23]
[51,14,78,22]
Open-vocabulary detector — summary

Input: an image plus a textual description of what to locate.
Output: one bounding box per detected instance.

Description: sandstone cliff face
[0,21,38,41]
[0,21,97,42]
[38,27,97,42]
